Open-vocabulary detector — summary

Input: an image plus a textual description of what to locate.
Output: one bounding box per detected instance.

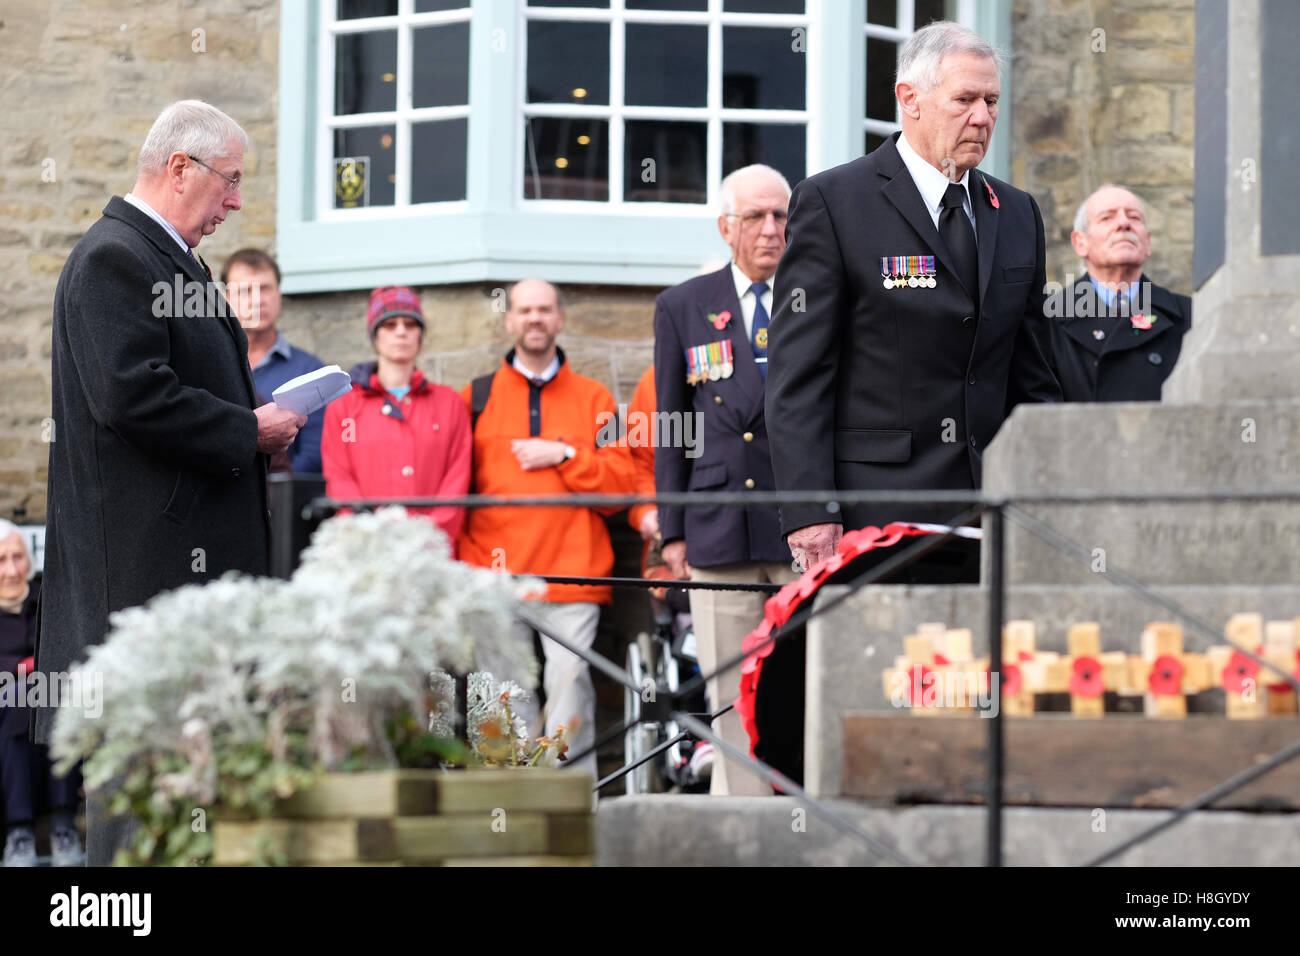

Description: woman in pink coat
[322,286,472,551]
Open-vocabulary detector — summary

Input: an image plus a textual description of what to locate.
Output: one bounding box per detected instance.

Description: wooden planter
[214,769,594,866]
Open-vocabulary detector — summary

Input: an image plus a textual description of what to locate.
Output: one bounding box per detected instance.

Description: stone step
[596,795,1300,866]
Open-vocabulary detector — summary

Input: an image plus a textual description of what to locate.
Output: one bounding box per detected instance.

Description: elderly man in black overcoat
[40,100,304,864]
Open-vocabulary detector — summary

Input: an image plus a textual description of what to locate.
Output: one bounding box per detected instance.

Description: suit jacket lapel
[972,171,999,307]
[877,138,964,292]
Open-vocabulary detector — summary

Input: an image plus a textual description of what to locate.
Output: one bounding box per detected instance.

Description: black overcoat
[36,197,268,742]
[1047,274,1191,402]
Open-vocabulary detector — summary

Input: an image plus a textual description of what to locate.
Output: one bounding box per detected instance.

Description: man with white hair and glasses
[41,100,304,864]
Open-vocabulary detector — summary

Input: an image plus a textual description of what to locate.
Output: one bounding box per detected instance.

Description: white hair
[1073,183,1147,234]
[0,519,28,557]
[719,164,791,216]
[896,20,1004,93]
[137,100,248,176]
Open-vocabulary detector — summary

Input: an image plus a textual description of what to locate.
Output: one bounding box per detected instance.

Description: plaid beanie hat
[367,286,426,338]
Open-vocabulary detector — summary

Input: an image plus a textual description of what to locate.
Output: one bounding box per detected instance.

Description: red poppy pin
[708,310,732,331]
[1000,662,1023,697]
[1130,314,1153,331]
[1148,654,1184,696]
[1069,655,1104,697]
[905,664,935,707]
[1222,651,1259,695]
[984,180,999,210]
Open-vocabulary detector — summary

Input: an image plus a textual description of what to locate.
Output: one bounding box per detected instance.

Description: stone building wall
[0,0,1196,523]
[1010,0,1196,291]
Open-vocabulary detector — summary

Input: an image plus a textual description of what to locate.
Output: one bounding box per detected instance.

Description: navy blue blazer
[653,265,789,568]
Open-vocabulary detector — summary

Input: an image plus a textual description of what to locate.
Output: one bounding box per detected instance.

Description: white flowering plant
[50,508,540,865]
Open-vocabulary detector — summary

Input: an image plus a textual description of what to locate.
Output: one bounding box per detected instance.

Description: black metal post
[986,505,1004,867]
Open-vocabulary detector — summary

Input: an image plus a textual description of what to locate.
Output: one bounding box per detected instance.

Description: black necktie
[940,182,978,299]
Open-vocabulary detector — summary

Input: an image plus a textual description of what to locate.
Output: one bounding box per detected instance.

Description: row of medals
[883,270,937,289]
[687,361,731,384]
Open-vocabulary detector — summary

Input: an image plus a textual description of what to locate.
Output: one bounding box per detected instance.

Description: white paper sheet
[271,365,353,416]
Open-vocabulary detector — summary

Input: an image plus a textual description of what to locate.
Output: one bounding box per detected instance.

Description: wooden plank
[1004,620,1036,659]
[393,813,548,860]
[1067,622,1101,658]
[943,628,973,662]
[275,771,438,819]
[904,635,934,666]
[842,713,1300,810]
[213,818,396,865]
[1140,622,1183,660]
[1099,652,1128,691]
[434,769,593,814]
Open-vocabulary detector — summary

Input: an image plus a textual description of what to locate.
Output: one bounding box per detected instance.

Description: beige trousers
[688,561,797,796]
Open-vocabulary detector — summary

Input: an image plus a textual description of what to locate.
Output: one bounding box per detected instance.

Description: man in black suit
[1047,184,1191,401]
[41,100,305,863]
[654,164,796,794]
[767,21,1062,579]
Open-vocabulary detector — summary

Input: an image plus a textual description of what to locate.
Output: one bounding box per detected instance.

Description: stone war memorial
[600,0,1300,869]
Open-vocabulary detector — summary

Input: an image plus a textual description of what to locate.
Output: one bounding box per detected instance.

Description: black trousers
[0,733,82,826]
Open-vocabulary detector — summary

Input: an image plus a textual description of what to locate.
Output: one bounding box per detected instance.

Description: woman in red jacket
[322,287,472,551]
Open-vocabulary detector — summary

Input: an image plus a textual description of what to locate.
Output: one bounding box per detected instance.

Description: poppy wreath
[734,522,942,787]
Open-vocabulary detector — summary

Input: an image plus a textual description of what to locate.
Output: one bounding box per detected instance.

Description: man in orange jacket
[459,279,634,781]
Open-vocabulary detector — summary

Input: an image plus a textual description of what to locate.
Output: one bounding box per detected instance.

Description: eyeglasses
[187,154,242,191]
[726,209,788,228]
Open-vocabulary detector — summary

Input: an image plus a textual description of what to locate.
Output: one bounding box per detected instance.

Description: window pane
[865,131,888,155]
[624,121,706,204]
[528,0,609,7]
[865,37,897,122]
[724,0,804,12]
[915,0,950,29]
[413,23,469,108]
[338,0,396,19]
[411,119,468,203]
[866,0,896,27]
[723,27,805,111]
[723,123,804,188]
[526,22,610,105]
[628,0,707,9]
[625,25,706,108]
[524,118,609,201]
[415,0,468,10]
[333,126,396,208]
[335,31,397,115]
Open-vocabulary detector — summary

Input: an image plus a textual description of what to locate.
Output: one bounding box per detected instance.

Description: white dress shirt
[729,261,776,343]
[895,132,977,238]
[123,193,193,256]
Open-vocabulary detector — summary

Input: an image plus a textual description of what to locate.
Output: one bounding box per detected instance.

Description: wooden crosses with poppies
[883,613,1300,718]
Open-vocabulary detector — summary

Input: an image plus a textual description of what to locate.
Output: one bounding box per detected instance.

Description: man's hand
[255,403,307,455]
[638,508,659,541]
[511,438,568,471]
[788,522,843,572]
[661,539,690,580]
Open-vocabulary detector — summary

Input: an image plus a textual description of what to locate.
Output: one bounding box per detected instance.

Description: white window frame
[276,0,1010,294]
[317,2,472,219]
[517,0,812,215]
